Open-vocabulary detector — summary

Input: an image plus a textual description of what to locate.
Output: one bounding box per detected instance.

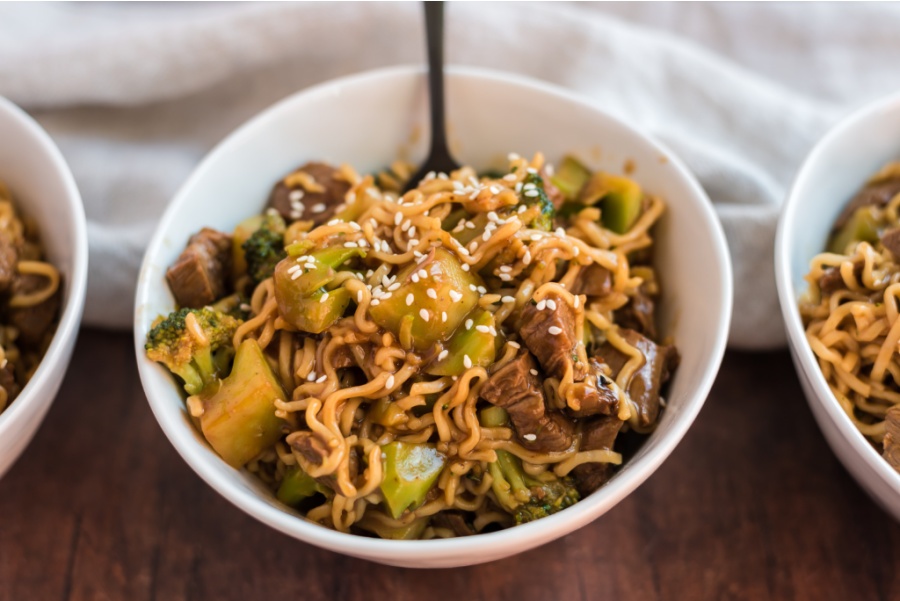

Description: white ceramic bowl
[776,92,900,521]
[134,66,732,567]
[0,97,89,478]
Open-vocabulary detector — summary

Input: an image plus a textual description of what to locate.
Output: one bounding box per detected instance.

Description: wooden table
[1,330,898,601]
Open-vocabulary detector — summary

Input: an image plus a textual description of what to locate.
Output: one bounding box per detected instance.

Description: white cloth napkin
[2,1,900,349]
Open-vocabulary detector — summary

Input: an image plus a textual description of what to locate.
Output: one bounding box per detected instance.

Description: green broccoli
[145,307,242,396]
[242,213,287,286]
[521,172,555,232]
[488,449,580,525]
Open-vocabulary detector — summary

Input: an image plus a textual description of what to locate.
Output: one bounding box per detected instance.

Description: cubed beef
[268,162,351,226]
[166,228,232,308]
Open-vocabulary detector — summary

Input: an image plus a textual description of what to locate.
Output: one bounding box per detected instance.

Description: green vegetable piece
[380,441,446,519]
[273,247,363,334]
[200,339,287,468]
[369,248,480,351]
[361,515,430,540]
[828,205,881,254]
[145,307,242,396]
[479,406,509,428]
[550,156,591,201]
[580,172,643,234]
[521,172,555,231]
[286,239,315,257]
[450,212,489,245]
[276,466,324,507]
[232,215,265,279]
[426,308,496,376]
[488,449,580,524]
[369,397,408,427]
[242,213,287,286]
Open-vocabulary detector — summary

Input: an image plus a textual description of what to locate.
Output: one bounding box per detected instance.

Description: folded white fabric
[2,1,900,348]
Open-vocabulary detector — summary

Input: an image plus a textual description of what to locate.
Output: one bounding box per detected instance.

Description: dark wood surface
[1,329,898,601]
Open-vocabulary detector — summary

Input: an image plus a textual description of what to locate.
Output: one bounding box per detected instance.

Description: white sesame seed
[477,286,487,294]
[419,308,430,321]
[386,375,395,389]
[426,288,438,299]
[320,292,330,303]
[508,341,521,349]
[487,211,499,222]
[381,241,391,253]
[524,190,538,198]
[311,203,326,213]
[527,167,537,174]
[515,182,523,193]
[523,183,537,191]
[463,355,472,368]
[530,234,542,241]
[530,369,539,376]
[475,325,490,333]
[412,273,420,283]
[523,250,532,265]
[401,219,411,231]
[394,212,403,225]
[291,271,303,280]
[430,263,441,276]
[449,290,463,302]
[289,189,305,201]
[503,173,517,182]
[465,319,473,330]
[408,226,417,237]
[406,293,414,306]
[498,274,512,281]
[469,284,477,291]
[307,371,316,381]
[465,221,476,229]
[417,269,428,279]
[408,239,419,247]
[371,299,380,306]
[358,239,368,248]
[536,300,547,310]
[442,311,448,322]
[572,246,579,256]
[388,282,401,291]
[438,350,449,361]
[344,241,358,248]
[461,263,470,271]
[555,227,566,237]
[501,296,515,303]
[574,295,581,308]
[287,264,301,274]
[482,231,491,242]
[548,326,562,335]
[546,299,557,310]
[523,433,537,442]
[304,262,317,270]
[499,265,512,273]
[316,374,327,383]
[518,205,527,214]
[357,290,363,303]
[349,221,361,231]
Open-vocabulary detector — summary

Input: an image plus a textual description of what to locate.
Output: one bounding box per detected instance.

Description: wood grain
[1,330,898,601]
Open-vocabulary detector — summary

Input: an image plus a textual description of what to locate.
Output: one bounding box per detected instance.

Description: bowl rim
[0,96,89,434]
[134,64,733,561]
[775,90,900,497]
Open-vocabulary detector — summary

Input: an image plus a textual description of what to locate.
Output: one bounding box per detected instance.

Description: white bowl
[134,66,732,567]
[0,97,89,478]
[776,92,900,521]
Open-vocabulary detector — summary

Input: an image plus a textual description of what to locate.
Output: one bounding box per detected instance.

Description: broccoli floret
[488,449,580,525]
[145,307,242,396]
[243,213,286,286]
[521,172,555,231]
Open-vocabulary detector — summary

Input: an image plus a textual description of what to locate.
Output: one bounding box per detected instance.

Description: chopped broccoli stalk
[488,449,580,525]
[521,172,555,231]
[242,212,287,286]
[359,515,430,540]
[550,156,591,201]
[580,172,643,234]
[277,466,326,507]
[828,205,881,254]
[380,441,446,519]
[145,307,242,396]
[199,338,287,468]
[426,308,496,376]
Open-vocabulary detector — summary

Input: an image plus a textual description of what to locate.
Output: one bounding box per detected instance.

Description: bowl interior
[0,97,88,457]
[777,93,900,505]
[135,66,731,566]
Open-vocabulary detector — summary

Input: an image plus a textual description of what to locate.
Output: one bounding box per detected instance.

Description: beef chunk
[166,228,232,309]
[519,293,579,380]
[8,274,60,348]
[480,351,575,453]
[570,263,612,297]
[565,358,620,418]
[431,511,475,537]
[881,228,900,261]
[597,329,676,427]
[290,431,329,467]
[834,178,900,230]
[817,262,863,295]
[615,284,657,339]
[268,162,351,226]
[884,406,900,472]
[0,230,18,293]
[572,416,623,495]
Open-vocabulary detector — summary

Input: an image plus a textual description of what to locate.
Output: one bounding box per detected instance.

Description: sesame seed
[523,183,536,190]
[412,273,420,283]
[546,299,557,310]
[574,295,581,308]
[518,205,527,214]
[555,227,566,237]
[572,246,579,256]
[371,299,380,306]
[523,433,537,442]
[463,355,472,368]
[469,284,477,291]
[548,326,562,335]
[515,182,523,193]
[465,221,476,229]
[381,241,391,253]
[503,173,517,181]
[386,375,395,389]
[311,203,326,213]
[408,226,417,237]
[523,250,532,265]
[489,186,500,195]
[358,239,368,248]
[344,241,358,248]
[305,262,317,270]
[499,274,512,281]
[408,239,419,247]
[527,167,537,174]
[530,234,542,241]
[475,325,490,333]
[482,231,491,242]
[501,296,515,303]
[419,308,430,321]
[508,341,521,349]
[536,300,547,310]
[320,292,330,303]
[449,290,463,302]
[401,219,411,231]
[394,212,403,225]
[461,263,470,271]
[307,371,317,381]
[438,350,449,361]
[316,374,327,383]
[465,319,473,330]
[499,265,512,273]
[289,189,305,201]
[388,282,401,291]
[430,263,441,275]
[357,290,363,303]
[327,219,340,226]
[426,288,438,299]
[417,269,428,279]
[477,286,487,294]
[524,190,538,198]
[442,311,448,322]
[287,264,301,274]
[406,293,414,306]
[488,211,499,222]
[291,271,303,280]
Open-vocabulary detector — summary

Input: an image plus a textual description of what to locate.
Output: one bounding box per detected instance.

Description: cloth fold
[2,2,900,348]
